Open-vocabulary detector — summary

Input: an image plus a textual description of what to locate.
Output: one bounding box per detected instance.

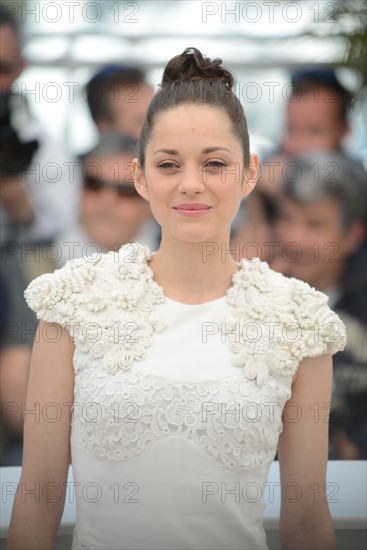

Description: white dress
[24,243,346,550]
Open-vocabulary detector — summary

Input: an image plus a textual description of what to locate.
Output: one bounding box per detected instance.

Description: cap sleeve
[290,277,347,362]
[24,255,99,330]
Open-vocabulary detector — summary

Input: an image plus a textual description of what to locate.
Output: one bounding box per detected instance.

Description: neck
[148,235,240,304]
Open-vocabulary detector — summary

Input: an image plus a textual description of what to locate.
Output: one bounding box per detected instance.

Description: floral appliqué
[223,258,347,385]
[24,244,346,385]
[24,244,167,374]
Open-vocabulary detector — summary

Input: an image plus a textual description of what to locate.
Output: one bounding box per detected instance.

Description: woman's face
[133,104,258,245]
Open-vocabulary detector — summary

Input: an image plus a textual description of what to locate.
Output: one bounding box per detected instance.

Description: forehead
[282,194,341,218]
[84,153,133,175]
[287,90,341,121]
[149,104,238,148]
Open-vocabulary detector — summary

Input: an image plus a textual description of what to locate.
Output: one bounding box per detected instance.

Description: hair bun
[160,47,234,91]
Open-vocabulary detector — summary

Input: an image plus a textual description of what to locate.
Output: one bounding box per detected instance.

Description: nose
[98,186,118,203]
[177,167,205,195]
[286,225,314,253]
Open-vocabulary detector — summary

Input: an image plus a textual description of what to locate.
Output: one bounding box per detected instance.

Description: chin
[172,230,220,245]
[90,234,118,251]
[169,223,229,243]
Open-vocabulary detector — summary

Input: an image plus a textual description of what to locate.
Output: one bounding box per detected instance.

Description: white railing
[1,461,366,548]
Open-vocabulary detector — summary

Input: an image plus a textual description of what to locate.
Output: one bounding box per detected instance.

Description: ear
[241,153,259,199]
[132,158,150,202]
[342,220,366,256]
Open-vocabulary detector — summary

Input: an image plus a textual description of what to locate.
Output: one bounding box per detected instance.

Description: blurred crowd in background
[0,1,366,466]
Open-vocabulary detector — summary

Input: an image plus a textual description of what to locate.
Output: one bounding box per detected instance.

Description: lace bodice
[70,350,290,472]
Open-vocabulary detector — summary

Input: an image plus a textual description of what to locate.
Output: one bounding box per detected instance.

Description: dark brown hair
[85,66,149,125]
[138,47,250,168]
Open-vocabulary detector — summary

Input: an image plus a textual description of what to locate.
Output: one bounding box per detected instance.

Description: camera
[0,92,39,177]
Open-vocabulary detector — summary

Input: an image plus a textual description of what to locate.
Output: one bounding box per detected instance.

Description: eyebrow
[153,147,232,155]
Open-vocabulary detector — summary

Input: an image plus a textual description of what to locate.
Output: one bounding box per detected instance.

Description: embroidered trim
[223,259,347,385]
[70,353,290,471]
[24,244,346,384]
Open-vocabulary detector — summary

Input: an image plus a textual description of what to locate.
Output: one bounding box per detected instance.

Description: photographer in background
[0,7,80,247]
[273,152,367,459]
[281,69,353,156]
[54,133,159,267]
[85,63,154,140]
[0,7,80,465]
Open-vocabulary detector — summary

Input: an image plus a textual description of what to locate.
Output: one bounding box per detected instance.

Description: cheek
[319,227,345,253]
[119,201,149,223]
[275,220,289,241]
[143,182,166,209]
[81,193,97,214]
[146,200,163,223]
[142,191,167,226]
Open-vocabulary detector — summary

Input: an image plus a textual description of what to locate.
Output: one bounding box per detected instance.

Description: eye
[205,161,226,168]
[158,162,178,169]
[204,160,227,173]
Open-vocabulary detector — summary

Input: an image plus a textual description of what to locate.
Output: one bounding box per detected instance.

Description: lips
[173,203,213,217]
[174,204,211,210]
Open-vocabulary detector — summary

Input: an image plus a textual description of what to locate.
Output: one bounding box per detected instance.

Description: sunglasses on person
[84,176,141,198]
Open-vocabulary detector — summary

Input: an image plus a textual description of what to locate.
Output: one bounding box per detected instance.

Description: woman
[7,48,346,550]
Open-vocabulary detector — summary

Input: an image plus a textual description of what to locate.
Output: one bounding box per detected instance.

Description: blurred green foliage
[297,0,367,93]
[332,1,366,91]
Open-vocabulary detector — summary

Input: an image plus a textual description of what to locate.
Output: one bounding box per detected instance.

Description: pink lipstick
[173,203,212,217]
